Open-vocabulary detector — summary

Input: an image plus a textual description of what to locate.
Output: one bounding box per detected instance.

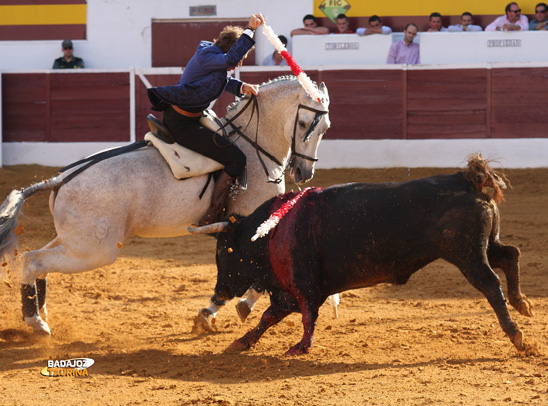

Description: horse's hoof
[235,300,252,323]
[192,309,216,334]
[24,315,51,335]
[39,305,48,322]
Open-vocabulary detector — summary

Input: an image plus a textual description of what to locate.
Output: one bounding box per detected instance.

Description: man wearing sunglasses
[52,39,85,69]
[485,2,529,31]
[530,3,548,30]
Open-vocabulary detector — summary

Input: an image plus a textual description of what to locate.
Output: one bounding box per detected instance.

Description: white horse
[0,76,330,335]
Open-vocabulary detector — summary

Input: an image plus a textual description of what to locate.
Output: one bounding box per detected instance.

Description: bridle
[220,95,328,184]
[290,103,329,165]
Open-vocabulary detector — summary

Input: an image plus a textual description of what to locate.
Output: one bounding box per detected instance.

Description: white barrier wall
[292,34,394,66]
[292,31,548,66]
[420,31,548,65]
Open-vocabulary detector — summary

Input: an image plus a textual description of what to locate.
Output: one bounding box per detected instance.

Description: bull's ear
[188,222,229,235]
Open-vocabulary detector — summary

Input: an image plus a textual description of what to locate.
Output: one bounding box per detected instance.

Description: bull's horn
[188,222,229,234]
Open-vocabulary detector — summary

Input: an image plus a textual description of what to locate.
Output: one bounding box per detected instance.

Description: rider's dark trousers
[162,106,246,179]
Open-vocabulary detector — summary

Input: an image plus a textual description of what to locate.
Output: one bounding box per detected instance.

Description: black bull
[190,161,533,355]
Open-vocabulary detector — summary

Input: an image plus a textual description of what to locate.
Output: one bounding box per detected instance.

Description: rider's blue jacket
[147,33,255,113]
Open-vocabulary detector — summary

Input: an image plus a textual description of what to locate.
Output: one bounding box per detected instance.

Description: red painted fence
[3,66,548,144]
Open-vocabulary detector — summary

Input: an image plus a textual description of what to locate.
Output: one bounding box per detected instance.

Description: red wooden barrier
[3,67,548,145]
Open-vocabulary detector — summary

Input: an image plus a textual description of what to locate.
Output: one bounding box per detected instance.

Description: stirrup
[146,114,175,144]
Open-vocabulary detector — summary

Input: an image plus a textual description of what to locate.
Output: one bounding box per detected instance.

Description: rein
[225,95,328,184]
[216,95,256,137]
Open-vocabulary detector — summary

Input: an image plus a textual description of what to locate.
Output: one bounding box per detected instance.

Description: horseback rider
[147,13,266,226]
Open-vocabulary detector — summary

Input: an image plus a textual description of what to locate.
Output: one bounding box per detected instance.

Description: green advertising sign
[319,0,351,23]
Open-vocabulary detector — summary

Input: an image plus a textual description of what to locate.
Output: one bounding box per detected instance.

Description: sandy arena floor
[0,164,547,405]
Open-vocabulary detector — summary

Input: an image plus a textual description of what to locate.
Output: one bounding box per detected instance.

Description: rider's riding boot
[198,171,233,226]
[146,114,175,144]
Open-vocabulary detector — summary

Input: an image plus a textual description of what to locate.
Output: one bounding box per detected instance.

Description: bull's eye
[298,120,306,129]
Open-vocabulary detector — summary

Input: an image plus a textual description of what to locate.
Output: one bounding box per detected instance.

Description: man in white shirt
[290,14,329,36]
[448,12,483,32]
[427,12,449,32]
[356,15,392,36]
[485,2,529,31]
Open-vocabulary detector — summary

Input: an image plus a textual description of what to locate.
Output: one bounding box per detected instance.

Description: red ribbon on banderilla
[251,188,312,241]
[262,25,325,104]
[250,26,326,241]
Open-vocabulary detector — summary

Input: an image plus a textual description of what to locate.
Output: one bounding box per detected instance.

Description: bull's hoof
[224,339,251,353]
[24,315,51,335]
[510,297,534,317]
[192,309,217,334]
[284,343,312,356]
[235,300,252,323]
[512,330,524,352]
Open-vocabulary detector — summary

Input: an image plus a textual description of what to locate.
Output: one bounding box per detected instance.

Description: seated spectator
[448,12,483,32]
[356,15,393,35]
[52,39,84,69]
[386,23,420,65]
[262,35,288,66]
[334,14,353,33]
[290,14,329,36]
[427,12,449,32]
[485,2,529,31]
[530,2,548,30]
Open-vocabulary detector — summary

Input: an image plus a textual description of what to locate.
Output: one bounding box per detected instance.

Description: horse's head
[289,82,330,185]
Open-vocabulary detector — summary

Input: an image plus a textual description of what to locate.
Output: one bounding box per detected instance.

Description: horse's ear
[319,82,329,100]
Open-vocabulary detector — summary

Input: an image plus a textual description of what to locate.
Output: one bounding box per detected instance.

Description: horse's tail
[0,176,63,258]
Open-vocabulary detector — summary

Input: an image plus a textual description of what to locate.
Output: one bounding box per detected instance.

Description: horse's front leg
[235,286,263,322]
[194,286,264,332]
[193,294,226,333]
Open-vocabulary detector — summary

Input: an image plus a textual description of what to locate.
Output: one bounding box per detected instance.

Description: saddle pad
[144,132,224,179]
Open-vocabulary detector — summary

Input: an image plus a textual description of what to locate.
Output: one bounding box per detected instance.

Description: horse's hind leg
[33,237,61,322]
[488,241,533,317]
[20,240,119,334]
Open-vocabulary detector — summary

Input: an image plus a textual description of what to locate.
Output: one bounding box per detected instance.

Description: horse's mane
[463,153,510,204]
[226,75,306,114]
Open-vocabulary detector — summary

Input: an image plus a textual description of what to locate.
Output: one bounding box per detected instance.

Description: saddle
[145,112,225,180]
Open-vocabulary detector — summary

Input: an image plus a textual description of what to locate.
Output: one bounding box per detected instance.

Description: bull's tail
[0,176,63,258]
[464,153,509,204]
